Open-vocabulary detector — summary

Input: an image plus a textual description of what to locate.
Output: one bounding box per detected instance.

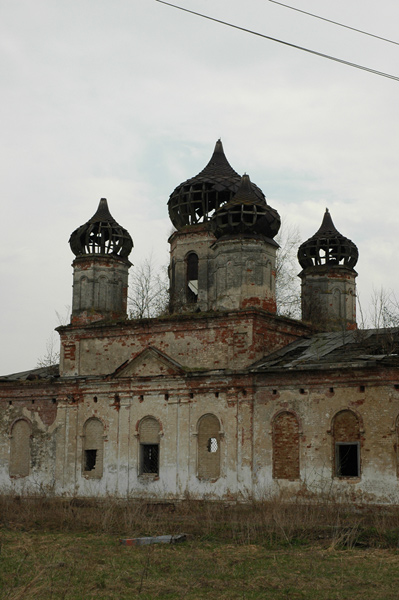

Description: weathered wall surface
[253,368,399,503]
[59,311,309,377]
[1,365,399,503]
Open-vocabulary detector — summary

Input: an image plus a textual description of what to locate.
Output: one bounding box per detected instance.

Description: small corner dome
[211,173,281,240]
[168,140,265,230]
[69,198,133,259]
[298,208,358,269]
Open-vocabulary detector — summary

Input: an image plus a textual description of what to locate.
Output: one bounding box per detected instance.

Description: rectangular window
[140,444,159,475]
[335,443,360,477]
[84,449,97,472]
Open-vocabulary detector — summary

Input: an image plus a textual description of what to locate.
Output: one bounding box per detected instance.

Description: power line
[156,0,399,82]
[266,0,399,47]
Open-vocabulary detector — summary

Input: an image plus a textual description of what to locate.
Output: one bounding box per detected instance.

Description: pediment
[114,347,184,378]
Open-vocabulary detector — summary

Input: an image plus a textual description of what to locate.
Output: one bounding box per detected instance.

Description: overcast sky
[1,0,399,375]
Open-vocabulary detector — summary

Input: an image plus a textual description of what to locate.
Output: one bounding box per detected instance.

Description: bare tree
[275,220,302,319]
[360,286,399,329]
[36,307,70,367]
[128,256,169,319]
[36,334,60,367]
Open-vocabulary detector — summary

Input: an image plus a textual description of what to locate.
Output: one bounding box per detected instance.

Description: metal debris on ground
[119,534,187,546]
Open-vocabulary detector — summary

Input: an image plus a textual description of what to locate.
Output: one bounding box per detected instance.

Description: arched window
[83,418,104,479]
[186,253,198,303]
[333,410,360,478]
[197,414,221,480]
[139,417,160,475]
[272,412,300,480]
[9,419,31,478]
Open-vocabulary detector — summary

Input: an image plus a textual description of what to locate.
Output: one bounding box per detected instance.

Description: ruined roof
[69,198,133,259]
[167,140,265,229]
[297,208,358,270]
[211,173,280,240]
[251,328,399,372]
[0,364,60,382]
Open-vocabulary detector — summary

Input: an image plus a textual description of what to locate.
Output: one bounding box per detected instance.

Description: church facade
[1,141,399,504]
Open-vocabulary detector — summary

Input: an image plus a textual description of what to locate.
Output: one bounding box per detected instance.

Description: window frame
[335,441,360,478]
[140,443,160,475]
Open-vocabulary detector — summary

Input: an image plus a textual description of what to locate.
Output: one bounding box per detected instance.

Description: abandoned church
[2,140,399,504]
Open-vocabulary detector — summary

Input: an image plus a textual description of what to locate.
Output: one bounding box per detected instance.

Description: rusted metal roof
[251,328,399,372]
[0,364,59,382]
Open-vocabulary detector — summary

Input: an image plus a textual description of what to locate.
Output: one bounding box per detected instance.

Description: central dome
[168,140,265,229]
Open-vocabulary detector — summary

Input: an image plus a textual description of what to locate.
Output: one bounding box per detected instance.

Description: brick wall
[272,412,300,480]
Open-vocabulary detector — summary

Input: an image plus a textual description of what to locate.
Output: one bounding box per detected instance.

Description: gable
[114,347,184,378]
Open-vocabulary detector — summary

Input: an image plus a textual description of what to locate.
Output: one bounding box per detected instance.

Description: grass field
[2,495,399,599]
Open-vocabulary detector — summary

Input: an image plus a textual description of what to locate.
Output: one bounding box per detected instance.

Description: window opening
[139,417,160,476]
[332,410,361,479]
[84,449,97,471]
[207,438,218,453]
[82,418,104,479]
[336,443,359,477]
[141,444,159,474]
[186,253,198,303]
[197,414,221,480]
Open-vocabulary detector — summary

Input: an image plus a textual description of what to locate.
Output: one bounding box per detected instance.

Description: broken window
[83,418,104,479]
[198,414,221,480]
[332,410,361,478]
[272,412,300,480]
[186,253,198,303]
[139,417,160,476]
[84,449,97,472]
[335,443,360,477]
[9,419,31,478]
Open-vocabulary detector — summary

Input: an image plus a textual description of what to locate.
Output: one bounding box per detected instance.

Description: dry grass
[2,495,399,598]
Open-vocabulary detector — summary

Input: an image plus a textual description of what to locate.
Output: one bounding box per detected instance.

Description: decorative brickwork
[272,411,300,480]
[333,410,360,442]
[139,417,160,444]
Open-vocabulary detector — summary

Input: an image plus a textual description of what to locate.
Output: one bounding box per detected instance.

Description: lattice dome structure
[168,140,265,229]
[298,209,358,269]
[211,174,280,239]
[69,198,133,259]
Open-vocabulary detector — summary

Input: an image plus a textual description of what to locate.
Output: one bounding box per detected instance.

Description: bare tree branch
[128,256,169,319]
[36,334,60,367]
[275,219,302,319]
